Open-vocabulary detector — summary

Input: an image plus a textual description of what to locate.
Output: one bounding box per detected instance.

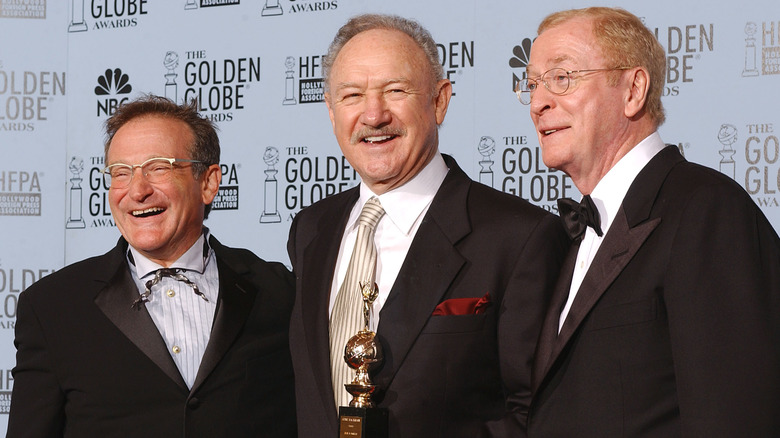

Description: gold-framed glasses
[514,67,632,105]
[101,157,204,189]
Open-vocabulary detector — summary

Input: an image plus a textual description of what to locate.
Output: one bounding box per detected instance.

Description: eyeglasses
[101,157,204,189]
[514,67,632,105]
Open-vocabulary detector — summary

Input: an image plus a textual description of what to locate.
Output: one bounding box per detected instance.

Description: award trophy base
[339,406,388,438]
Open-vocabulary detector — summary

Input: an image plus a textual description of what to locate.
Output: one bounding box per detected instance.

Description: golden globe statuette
[338,282,388,438]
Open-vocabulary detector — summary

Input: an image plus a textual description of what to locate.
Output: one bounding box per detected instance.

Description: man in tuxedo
[8,95,296,438]
[287,13,568,438]
[521,7,780,436]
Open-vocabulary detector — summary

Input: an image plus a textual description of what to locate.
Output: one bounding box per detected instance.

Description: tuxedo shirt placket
[129,235,219,388]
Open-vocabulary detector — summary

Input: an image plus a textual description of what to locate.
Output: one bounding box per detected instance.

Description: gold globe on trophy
[339,281,388,437]
[343,329,383,408]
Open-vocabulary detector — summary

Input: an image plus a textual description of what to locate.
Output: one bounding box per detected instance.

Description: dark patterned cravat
[132,268,209,309]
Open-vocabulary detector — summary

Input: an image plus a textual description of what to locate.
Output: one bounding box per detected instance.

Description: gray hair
[322,13,444,93]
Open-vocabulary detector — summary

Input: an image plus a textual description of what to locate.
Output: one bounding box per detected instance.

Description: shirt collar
[349,153,449,236]
[128,228,212,279]
[589,132,666,235]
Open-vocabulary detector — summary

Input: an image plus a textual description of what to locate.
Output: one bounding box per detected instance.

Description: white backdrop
[1,0,779,431]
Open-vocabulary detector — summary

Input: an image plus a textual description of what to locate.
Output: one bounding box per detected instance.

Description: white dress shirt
[328,153,449,331]
[128,230,219,388]
[559,132,667,332]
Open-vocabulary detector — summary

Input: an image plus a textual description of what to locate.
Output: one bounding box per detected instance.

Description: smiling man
[8,95,297,438]
[522,7,780,437]
[287,13,568,438]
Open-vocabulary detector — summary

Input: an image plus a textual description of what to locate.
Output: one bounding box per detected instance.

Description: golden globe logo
[744,122,780,207]
[436,40,474,97]
[182,50,260,120]
[284,146,357,215]
[499,138,573,213]
[652,23,715,96]
[0,69,65,131]
[86,156,115,227]
[90,0,147,29]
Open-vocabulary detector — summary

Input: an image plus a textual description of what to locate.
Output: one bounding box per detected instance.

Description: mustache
[350,127,406,144]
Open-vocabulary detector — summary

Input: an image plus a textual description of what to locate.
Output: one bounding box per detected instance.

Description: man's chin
[538,147,559,170]
[124,234,166,254]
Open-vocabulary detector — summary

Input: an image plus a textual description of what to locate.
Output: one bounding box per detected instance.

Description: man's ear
[200,164,222,205]
[433,79,453,125]
[624,67,649,119]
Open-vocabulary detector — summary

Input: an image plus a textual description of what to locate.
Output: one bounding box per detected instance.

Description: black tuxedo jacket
[288,155,568,437]
[528,146,780,437]
[8,236,297,438]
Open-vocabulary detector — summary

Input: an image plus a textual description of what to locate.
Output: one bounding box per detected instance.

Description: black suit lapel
[191,246,258,393]
[533,211,660,394]
[555,209,660,349]
[557,147,683,347]
[94,240,188,390]
[373,217,467,390]
[534,145,683,392]
[532,239,579,391]
[373,156,470,391]
[300,189,359,416]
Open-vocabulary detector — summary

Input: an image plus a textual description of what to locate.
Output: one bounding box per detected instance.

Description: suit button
[188,397,201,410]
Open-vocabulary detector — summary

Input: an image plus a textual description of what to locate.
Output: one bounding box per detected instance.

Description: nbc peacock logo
[509,38,533,95]
[94,68,133,117]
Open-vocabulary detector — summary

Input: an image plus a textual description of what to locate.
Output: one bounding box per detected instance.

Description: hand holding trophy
[339,281,388,437]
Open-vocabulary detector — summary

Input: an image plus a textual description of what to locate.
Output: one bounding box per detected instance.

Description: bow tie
[557,195,604,240]
[132,268,209,309]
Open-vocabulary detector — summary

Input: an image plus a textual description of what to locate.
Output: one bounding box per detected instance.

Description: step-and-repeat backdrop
[1,0,778,428]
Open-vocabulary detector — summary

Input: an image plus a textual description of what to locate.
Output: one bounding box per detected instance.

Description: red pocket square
[432,292,491,316]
